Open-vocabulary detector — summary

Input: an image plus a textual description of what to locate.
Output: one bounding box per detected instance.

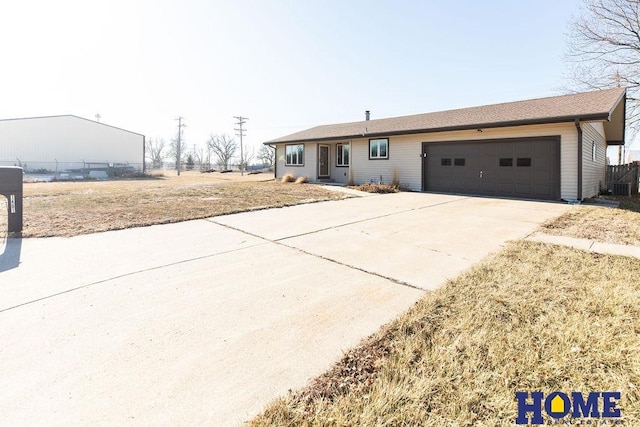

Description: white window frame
[336,143,350,167]
[285,144,304,166]
[369,138,389,160]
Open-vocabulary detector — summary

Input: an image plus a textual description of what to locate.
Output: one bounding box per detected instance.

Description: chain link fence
[0,159,144,182]
[0,158,272,182]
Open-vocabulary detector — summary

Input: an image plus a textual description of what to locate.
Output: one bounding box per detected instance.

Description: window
[517,158,531,167]
[369,138,389,159]
[592,141,597,161]
[454,158,465,166]
[336,143,350,166]
[285,144,304,166]
[499,158,513,167]
[441,158,452,166]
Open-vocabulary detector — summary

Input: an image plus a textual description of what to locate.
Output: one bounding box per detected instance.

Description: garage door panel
[423,137,560,200]
[497,169,514,181]
[533,183,553,194]
[498,182,517,193]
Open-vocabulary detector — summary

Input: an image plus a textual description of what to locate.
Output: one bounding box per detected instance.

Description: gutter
[575,119,583,200]
[265,113,611,145]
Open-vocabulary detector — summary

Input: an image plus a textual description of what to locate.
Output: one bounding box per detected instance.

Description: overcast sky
[4,0,633,156]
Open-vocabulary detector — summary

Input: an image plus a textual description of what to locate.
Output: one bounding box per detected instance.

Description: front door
[318,145,330,178]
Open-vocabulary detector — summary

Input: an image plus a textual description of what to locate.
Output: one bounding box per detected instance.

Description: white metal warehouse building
[0,115,144,176]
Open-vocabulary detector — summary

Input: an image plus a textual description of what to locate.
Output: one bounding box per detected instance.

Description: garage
[422,137,561,200]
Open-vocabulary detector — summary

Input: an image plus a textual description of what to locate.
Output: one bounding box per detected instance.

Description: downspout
[142,135,146,174]
[575,119,583,200]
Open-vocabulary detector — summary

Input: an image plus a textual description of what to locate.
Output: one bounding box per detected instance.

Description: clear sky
[5,0,630,158]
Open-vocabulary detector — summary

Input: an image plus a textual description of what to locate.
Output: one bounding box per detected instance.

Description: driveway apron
[0,193,568,426]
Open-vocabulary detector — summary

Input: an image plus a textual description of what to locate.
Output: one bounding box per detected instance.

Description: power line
[234,116,248,176]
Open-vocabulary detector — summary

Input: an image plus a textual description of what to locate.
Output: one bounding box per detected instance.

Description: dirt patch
[251,241,640,426]
[609,193,640,212]
[21,173,350,237]
[540,205,640,246]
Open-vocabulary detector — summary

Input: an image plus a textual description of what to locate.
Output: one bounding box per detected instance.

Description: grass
[19,172,350,237]
[251,241,640,426]
[540,199,640,245]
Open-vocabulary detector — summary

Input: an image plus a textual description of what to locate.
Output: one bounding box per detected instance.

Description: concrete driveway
[0,192,567,426]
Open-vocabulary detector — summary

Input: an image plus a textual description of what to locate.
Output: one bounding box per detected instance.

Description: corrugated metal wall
[0,115,143,171]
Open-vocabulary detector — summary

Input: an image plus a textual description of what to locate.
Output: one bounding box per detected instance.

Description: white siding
[0,115,143,170]
[351,135,421,189]
[589,122,606,139]
[275,142,351,183]
[582,122,607,198]
[329,142,350,184]
[351,123,578,199]
[275,143,317,180]
[275,122,581,200]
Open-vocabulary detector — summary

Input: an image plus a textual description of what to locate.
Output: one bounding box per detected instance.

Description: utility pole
[234,116,248,176]
[175,116,185,176]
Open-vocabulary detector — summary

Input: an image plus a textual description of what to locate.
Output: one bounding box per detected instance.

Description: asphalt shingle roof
[266,87,626,144]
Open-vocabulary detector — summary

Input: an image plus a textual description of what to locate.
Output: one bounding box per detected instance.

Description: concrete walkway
[526,231,640,259]
[0,193,568,426]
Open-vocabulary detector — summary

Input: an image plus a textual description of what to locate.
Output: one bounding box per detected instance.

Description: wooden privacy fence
[607,162,639,194]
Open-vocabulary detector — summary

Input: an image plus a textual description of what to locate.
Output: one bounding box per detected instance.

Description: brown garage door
[422,136,560,200]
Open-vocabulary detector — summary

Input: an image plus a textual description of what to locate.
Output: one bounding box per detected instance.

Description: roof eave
[264,114,611,145]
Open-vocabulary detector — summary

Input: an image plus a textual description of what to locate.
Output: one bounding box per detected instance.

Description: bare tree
[257,144,275,168]
[168,136,187,170]
[193,145,206,170]
[145,138,166,169]
[208,134,237,170]
[238,146,255,172]
[567,0,640,130]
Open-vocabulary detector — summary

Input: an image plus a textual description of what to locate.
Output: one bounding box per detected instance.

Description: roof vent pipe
[365,110,370,121]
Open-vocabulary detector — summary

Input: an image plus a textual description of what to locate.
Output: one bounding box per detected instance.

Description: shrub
[294,176,308,184]
[281,173,295,183]
[350,183,400,194]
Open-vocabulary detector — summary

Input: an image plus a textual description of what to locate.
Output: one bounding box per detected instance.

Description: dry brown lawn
[540,203,640,246]
[19,172,350,237]
[251,241,640,426]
